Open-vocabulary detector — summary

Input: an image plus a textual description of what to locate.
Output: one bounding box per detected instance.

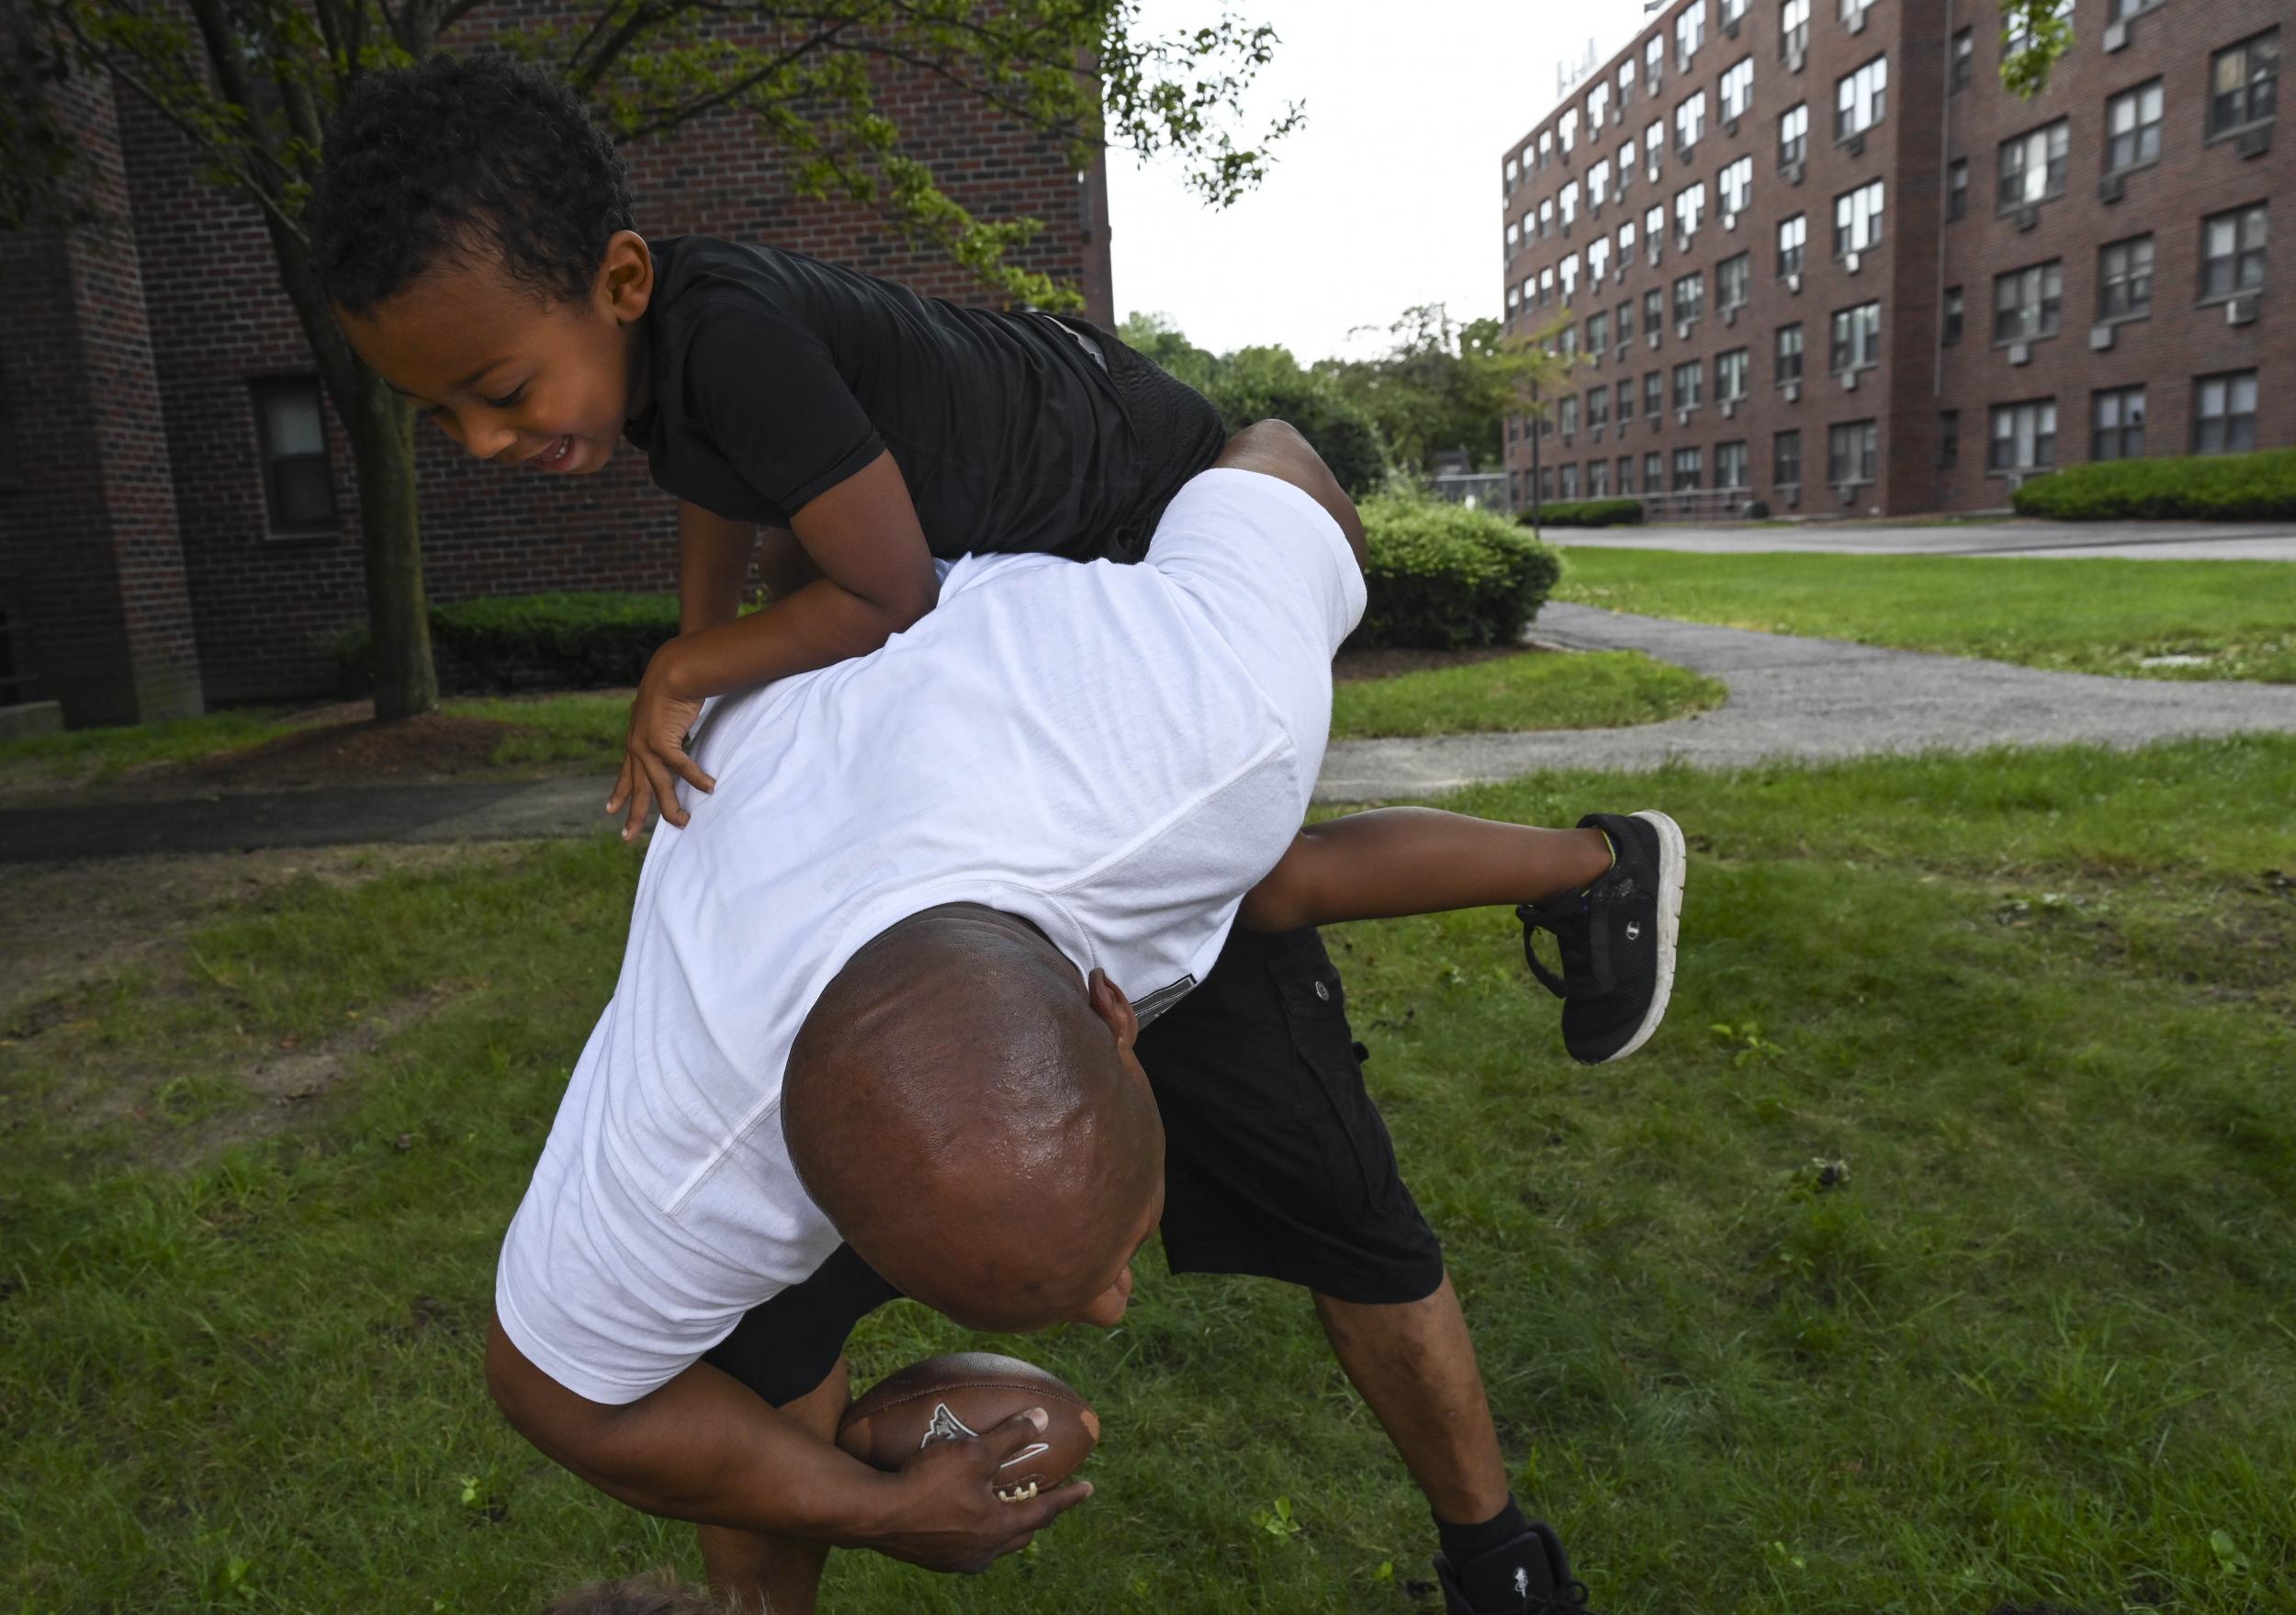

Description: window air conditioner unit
[1784,162,1806,186]
[1676,142,1695,164]
[2017,205,2041,232]
[1677,321,1694,340]
[1840,483,1859,505]
[1845,252,1863,274]
[1724,116,1741,139]
[1784,380,1801,403]
[1649,330,1662,348]
[1562,221,1572,238]
[2004,472,2026,494]
[1649,244,1663,267]
[1613,105,1625,126]
[1724,15,1741,38]
[2009,342,2032,366]
[1724,210,1739,232]
[2237,125,2273,158]
[1848,6,1866,33]
[2228,296,2260,327]
[1846,131,1866,158]
[1842,368,1858,391]
[1678,408,1694,426]
[1722,399,1737,419]
[2104,20,2129,51]
[1678,233,1694,254]
[1677,54,1693,75]
[2099,173,2125,203]
[2090,323,2117,351]
[1616,265,1628,286]
[1616,343,1631,360]
[1787,46,1806,73]
[1787,273,1804,294]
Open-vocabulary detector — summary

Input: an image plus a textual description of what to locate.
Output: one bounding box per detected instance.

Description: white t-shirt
[496,468,1364,1405]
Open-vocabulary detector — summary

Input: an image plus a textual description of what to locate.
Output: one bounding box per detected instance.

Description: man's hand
[861,1408,1094,1573]
[608,638,714,841]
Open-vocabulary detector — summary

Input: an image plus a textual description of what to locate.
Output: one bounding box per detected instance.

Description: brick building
[0,29,1113,727]
[1497,0,2288,517]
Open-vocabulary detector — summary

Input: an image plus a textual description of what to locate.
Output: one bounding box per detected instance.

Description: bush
[340,592,679,694]
[1204,374,1390,498]
[2011,449,2296,521]
[1520,497,1645,529]
[1350,493,1561,651]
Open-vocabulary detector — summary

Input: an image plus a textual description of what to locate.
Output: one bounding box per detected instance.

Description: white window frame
[1673,179,1707,239]
[1721,58,1755,123]
[1675,89,1709,151]
[1720,155,1753,217]
[1833,179,1885,256]
[1987,400,2058,473]
[1780,102,1808,167]
[1835,54,1888,141]
[1778,213,1807,278]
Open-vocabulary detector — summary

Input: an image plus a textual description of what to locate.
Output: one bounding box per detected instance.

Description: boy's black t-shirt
[624,235,1150,561]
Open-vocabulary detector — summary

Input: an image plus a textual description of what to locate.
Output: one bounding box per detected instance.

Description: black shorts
[1043,315,1230,563]
[701,925,1446,1407]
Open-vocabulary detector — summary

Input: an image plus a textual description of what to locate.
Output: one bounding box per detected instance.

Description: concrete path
[1311,604,2296,802]
[1549,518,2296,561]
[6,606,2295,857]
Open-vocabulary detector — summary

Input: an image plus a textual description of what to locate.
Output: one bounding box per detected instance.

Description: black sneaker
[1517,809,1685,1065]
[1434,1521,1598,1613]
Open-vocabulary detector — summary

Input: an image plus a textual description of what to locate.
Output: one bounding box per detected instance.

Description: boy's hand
[608,640,715,841]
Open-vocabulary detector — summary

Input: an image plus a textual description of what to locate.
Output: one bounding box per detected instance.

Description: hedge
[341,592,679,694]
[1350,492,1561,651]
[2011,448,2296,521]
[1519,497,1645,529]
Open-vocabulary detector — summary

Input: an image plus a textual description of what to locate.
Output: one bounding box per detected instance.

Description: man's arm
[483,1313,1086,1571]
[1212,420,1368,571]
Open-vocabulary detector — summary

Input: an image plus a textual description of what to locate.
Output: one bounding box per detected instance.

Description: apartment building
[1498,0,2288,515]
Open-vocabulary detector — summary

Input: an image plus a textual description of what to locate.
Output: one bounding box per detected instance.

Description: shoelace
[1515,892,1615,1000]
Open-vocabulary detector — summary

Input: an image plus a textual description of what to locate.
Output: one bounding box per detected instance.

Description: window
[1590,160,1611,211]
[1718,252,1751,312]
[1506,220,1520,253]
[1839,0,1872,27]
[1561,253,1581,302]
[1647,204,1667,253]
[1618,220,1637,266]
[1774,429,1802,488]
[1540,468,1555,501]
[1719,157,1753,217]
[2109,0,2164,17]
[1993,260,2064,343]
[1673,271,1706,326]
[1618,456,1637,494]
[1998,120,2070,210]
[1676,91,1708,152]
[1948,160,1970,220]
[1829,419,1879,485]
[1716,440,1750,489]
[1776,322,1805,384]
[2106,80,2164,172]
[1508,414,1521,445]
[1942,286,1964,344]
[1617,299,1636,342]
[1988,400,2058,471]
[1672,446,1705,491]
[1644,288,1665,334]
[1717,347,1750,401]
[1722,0,1749,25]
[1560,107,1581,155]
[1673,359,1705,410]
[1538,130,1554,167]
[1677,3,1706,65]
[1588,309,1611,354]
[1537,198,1554,237]
[1589,384,1612,431]
[1939,411,1960,469]
[2210,30,2279,138]
[1644,371,1665,416]
[2092,385,2146,459]
[1646,121,1666,180]
[1780,103,1808,168]
[2194,370,2258,452]
[1721,58,1755,123]
[1619,139,1639,192]
[1782,0,1810,61]
[1952,29,1973,93]
[1620,58,1638,108]
[1590,458,1612,497]
[1647,36,1666,87]
[1590,83,1613,131]
[1833,179,1885,256]
[2200,203,2268,299]
[252,378,338,531]
[1829,301,1881,372]
[1778,214,1806,278]
[1559,317,1581,357]
[1835,55,1888,141]
[1674,180,1707,239]
[1645,450,1664,490]
[2004,0,2069,54]
[2099,235,2154,320]
[1559,463,1581,499]
[1617,379,1636,422]
[1540,266,1556,305]
[1560,181,1581,231]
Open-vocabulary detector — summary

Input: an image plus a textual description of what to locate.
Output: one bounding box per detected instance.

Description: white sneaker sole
[1598,808,1686,1064]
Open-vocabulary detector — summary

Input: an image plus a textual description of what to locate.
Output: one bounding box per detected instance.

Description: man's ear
[1086,967,1138,1053]
[600,229,653,323]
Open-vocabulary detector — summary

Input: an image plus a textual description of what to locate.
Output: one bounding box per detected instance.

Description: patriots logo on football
[920,1402,979,1448]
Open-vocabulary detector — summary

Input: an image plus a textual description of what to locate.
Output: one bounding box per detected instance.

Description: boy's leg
[695,1358,849,1614]
[1238,808,1613,934]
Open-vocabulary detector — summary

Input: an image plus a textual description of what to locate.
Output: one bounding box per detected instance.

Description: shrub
[340,592,679,694]
[1520,497,1645,529]
[1350,493,1561,651]
[2011,449,2296,521]
[1204,374,1390,497]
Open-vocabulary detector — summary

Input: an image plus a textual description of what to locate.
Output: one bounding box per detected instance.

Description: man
[489,423,1677,1613]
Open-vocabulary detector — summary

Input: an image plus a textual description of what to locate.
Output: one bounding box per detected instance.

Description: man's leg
[1313,1276,1509,1525]
[694,1358,849,1615]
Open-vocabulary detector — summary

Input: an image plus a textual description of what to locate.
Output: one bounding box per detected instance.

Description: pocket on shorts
[1268,950,1380,1212]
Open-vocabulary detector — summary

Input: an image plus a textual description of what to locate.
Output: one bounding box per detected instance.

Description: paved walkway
[1551,518,2296,561]
[6,606,2295,857]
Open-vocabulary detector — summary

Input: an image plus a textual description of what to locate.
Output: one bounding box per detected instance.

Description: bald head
[782,906,1165,1331]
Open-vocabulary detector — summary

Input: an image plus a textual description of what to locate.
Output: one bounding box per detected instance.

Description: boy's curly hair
[307,52,634,314]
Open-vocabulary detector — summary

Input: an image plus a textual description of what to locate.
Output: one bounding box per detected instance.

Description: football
[837,1352,1100,1502]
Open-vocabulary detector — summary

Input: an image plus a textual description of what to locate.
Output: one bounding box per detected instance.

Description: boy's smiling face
[335,229,654,476]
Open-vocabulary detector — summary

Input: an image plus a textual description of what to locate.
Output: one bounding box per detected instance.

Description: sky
[1103,0,1656,363]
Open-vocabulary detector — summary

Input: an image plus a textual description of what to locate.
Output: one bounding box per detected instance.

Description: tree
[1998,0,2076,98]
[1317,302,1572,476]
[2,1,1300,718]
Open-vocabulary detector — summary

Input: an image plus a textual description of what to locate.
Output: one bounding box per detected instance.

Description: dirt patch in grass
[154,712,512,791]
[1332,645,1539,683]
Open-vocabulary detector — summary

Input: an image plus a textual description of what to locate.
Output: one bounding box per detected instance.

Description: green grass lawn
[1331,650,1723,739]
[1554,549,2296,683]
[6,738,2294,1612]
